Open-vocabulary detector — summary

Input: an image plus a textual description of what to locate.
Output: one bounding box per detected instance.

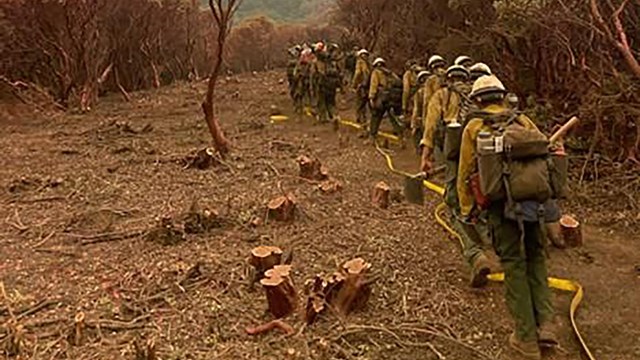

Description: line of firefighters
[286,42,570,360]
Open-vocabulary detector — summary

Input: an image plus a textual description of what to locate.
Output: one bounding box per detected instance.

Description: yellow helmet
[428,55,446,69]
[470,75,506,99]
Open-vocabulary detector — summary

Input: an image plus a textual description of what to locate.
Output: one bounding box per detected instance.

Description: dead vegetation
[0,71,638,359]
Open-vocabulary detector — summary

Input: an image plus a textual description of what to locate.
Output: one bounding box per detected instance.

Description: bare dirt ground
[1,71,639,360]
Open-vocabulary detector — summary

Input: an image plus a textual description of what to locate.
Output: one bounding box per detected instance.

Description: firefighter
[421,65,492,288]
[368,57,405,140]
[352,49,372,124]
[457,75,558,359]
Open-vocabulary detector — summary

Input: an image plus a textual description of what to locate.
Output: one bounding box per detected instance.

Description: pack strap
[502,159,527,258]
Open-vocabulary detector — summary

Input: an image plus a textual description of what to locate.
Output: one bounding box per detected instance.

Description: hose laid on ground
[367,124,596,360]
[270,113,595,359]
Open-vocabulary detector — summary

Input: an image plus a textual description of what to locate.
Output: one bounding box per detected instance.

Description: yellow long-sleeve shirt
[402,70,417,113]
[411,87,425,129]
[420,84,470,149]
[369,68,389,101]
[457,104,540,216]
[352,58,371,89]
[421,74,444,120]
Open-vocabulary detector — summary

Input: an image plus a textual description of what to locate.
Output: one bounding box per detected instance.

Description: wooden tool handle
[550,116,579,144]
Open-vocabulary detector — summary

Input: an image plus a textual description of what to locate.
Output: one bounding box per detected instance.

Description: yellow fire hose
[270,112,595,359]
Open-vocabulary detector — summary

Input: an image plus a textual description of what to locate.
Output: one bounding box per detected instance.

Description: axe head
[404,172,426,205]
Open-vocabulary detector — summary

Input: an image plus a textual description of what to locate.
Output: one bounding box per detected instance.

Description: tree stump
[305,258,373,322]
[267,194,296,222]
[249,246,283,280]
[182,202,220,234]
[372,181,391,209]
[186,148,219,170]
[69,312,85,346]
[330,258,372,316]
[260,265,297,318]
[297,155,329,181]
[560,215,582,247]
[304,275,328,325]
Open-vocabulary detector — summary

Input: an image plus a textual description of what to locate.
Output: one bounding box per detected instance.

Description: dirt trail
[0,71,638,359]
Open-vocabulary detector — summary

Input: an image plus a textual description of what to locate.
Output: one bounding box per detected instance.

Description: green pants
[444,158,485,266]
[488,203,554,342]
[356,86,369,123]
[370,97,404,138]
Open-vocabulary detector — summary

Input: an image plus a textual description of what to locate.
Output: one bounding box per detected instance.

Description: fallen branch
[245,319,295,336]
[73,229,147,245]
[15,299,64,320]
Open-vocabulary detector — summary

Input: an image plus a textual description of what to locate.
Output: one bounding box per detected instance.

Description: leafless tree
[201,0,242,156]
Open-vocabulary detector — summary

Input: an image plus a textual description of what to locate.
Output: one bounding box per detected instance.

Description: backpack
[381,68,403,109]
[475,111,559,206]
[435,84,473,158]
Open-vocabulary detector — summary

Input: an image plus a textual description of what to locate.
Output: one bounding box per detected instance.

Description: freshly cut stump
[304,276,327,325]
[260,265,297,319]
[560,215,582,247]
[330,258,372,316]
[297,155,328,181]
[372,181,391,209]
[187,148,218,170]
[249,246,283,280]
[267,194,296,222]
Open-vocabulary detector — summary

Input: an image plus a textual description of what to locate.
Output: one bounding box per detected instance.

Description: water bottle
[477,131,494,155]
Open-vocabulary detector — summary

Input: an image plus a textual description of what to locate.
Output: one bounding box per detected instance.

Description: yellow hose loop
[365,123,596,360]
[279,115,596,360]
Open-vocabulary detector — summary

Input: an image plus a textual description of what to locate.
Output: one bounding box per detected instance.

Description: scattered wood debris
[245,319,295,336]
[181,201,221,234]
[145,217,185,246]
[318,179,343,194]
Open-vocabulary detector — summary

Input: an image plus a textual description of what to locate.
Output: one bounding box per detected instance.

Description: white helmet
[428,55,446,69]
[417,71,430,82]
[373,57,386,67]
[470,75,507,99]
[454,55,473,67]
[357,49,369,57]
[446,65,470,79]
[469,63,492,77]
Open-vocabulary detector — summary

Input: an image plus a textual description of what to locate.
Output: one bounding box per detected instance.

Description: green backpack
[476,111,555,204]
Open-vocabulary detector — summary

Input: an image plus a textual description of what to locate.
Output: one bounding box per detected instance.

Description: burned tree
[201,0,242,156]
